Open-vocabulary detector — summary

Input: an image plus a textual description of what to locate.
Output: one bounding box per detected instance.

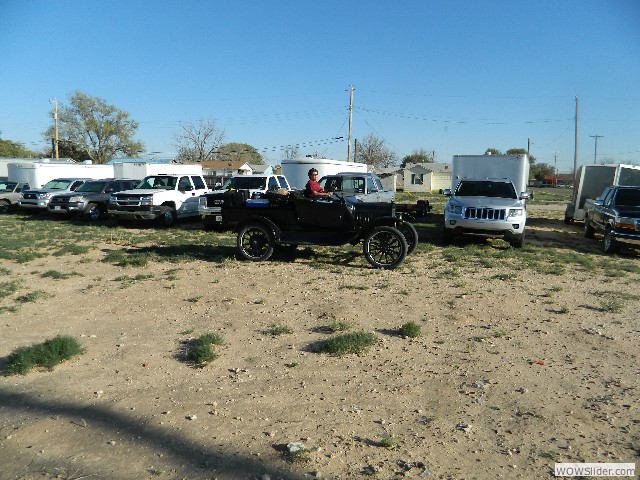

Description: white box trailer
[451,154,530,195]
[8,161,114,189]
[281,158,368,190]
[112,161,203,180]
[564,163,640,223]
[0,158,74,180]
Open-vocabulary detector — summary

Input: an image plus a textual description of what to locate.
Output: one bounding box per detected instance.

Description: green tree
[484,147,502,155]
[217,142,264,164]
[0,137,36,158]
[356,133,397,169]
[401,148,434,168]
[44,91,144,163]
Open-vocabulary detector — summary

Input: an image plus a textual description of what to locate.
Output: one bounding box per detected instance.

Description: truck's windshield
[224,177,267,190]
[456,181,517,199]
[615,189,640,207]
[138,176,177,190]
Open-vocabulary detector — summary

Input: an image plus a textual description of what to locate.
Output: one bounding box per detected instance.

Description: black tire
[510,230,525,248]
[442,226,453,245]
[0,200,9,214]
[85,203,101,221]
[237,222,275,261]
[603,227,617,253]
[363,226,407,269]
[583,216,595,238]
[563,215,572,225]
[397,221,418,254]
[157,206,176,227]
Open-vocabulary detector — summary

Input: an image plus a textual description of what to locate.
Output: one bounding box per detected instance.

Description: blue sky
[1,0,639,173]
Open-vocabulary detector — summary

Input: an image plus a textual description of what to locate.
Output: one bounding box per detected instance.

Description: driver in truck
[305,168,334,198]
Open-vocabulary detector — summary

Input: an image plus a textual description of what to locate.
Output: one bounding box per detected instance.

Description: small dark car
[48,179,139,220]
[206,189,418,269]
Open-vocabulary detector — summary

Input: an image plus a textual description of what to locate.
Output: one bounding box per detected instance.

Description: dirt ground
[1,206,638,480]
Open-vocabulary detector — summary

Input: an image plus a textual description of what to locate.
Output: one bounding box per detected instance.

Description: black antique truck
[201,189,418,269]
[583,186,640,253]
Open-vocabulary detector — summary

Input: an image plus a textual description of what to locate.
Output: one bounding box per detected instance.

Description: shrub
[4,336,85,375]
[315,331,378,356]
[185,332,224,367]
[398,321,422,338]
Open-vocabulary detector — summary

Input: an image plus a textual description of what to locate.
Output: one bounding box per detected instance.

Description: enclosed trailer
[451,154,530,195]
[8,161,114,188]
[0,158,74,180]
[112,161,203,180]
[281,158,368,190]
[564,163,640,223]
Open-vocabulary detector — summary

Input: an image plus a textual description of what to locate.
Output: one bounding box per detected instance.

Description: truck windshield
[138,176,177,189]
[75,182,107,193]
[225,177,267,190]
[0,182,17,192]
[42,180,73,190]
[457,181,517,199]
[615,189,640,207]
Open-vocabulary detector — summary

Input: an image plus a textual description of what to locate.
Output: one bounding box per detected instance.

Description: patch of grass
[398,321,422,338]
[186,295,203,303]
[0,279,22,299]
[314,331,378,356]
[265,324,293,336]
[0,267,11,275]
[600,298,624,313]
[0,305,20,314]
[102,250,154,267]
[53,244,91,256]
[558,305,570,314]
[114,274,154,288]
[339,284,369,291]
[41,270,83,280]
[15,290,50,303]
[184,332,224,367]
[326,321,353,333]
[379,432,397,449]
[492,272,517,281]
[4,335,85,375]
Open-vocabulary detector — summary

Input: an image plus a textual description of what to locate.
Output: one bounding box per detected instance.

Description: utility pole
[553,151,558,186]
[527,138,533,157]
[51,98,59,160]
[573,97,579,183]
[589,134,603,164]
[347,85,354,162]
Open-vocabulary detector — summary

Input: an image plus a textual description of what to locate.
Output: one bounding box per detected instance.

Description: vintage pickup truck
[583,185,640,253]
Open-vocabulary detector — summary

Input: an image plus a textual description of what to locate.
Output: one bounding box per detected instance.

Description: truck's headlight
[448,204,462,214]
[508,208,524,217]
[614,216,636,229]
[69,196,82,202]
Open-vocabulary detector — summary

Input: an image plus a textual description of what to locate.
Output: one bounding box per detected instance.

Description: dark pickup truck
[583,186,640,253]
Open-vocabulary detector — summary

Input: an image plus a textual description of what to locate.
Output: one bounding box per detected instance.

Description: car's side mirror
[443,188,452,197]
[520,192,530,200]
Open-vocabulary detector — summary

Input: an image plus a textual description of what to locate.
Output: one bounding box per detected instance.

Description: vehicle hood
[24,188,70,194]
[450,196,524,208]
[611,206,640,217]
[114,189,168,195]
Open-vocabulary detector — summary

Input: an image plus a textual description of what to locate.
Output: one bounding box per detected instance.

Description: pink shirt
[305,179,324,197]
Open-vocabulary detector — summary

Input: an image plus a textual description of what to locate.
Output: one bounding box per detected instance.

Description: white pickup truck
[0,181,31,213]
[108,174,210,226]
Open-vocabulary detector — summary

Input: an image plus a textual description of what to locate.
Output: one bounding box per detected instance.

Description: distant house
[402,163,452,192]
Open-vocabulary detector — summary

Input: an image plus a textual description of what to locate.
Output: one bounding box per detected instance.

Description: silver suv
[443,179,529,247]
[19,178,89,211]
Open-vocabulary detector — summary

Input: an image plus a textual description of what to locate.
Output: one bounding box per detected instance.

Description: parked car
[318,172,394,203]
[18,178,90,211]
[583,185,640,253]
[48,179,139,220]
[0,181,31,213]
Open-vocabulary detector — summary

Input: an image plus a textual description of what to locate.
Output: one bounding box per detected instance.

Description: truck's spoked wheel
[237,223,274,261]
[363,226,407,269]
[397,221,418,254]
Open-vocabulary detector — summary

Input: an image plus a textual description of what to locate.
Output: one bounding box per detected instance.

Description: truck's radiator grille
[464,208,506,220]
[112,195,144,206]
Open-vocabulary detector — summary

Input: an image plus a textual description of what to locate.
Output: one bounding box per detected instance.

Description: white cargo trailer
[0,158,74,180]
[281,158,368,190]
[8,161,114,188]
[451,154,530,195]
[112,161,203,180]
[564,163,640,223]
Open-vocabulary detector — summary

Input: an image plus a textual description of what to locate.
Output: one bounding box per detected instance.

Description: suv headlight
[41,193,52,199]
[448,204,462,214]
[508,208,524,217]
[69,196,82,202]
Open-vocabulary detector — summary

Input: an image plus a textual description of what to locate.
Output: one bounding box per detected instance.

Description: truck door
[594,188,615,229]
[177,176,197,214]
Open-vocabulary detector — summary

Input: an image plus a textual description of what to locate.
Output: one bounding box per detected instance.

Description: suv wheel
[510,230,525,248]
[86,203,101,221]
[0,200,9,214]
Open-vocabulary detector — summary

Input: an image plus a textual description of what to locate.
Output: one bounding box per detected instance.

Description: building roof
[405,162,452,173]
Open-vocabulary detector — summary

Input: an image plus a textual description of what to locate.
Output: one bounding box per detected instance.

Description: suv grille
[50,197,70,204]
[113,194,144,206]
[464,208,506,220]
